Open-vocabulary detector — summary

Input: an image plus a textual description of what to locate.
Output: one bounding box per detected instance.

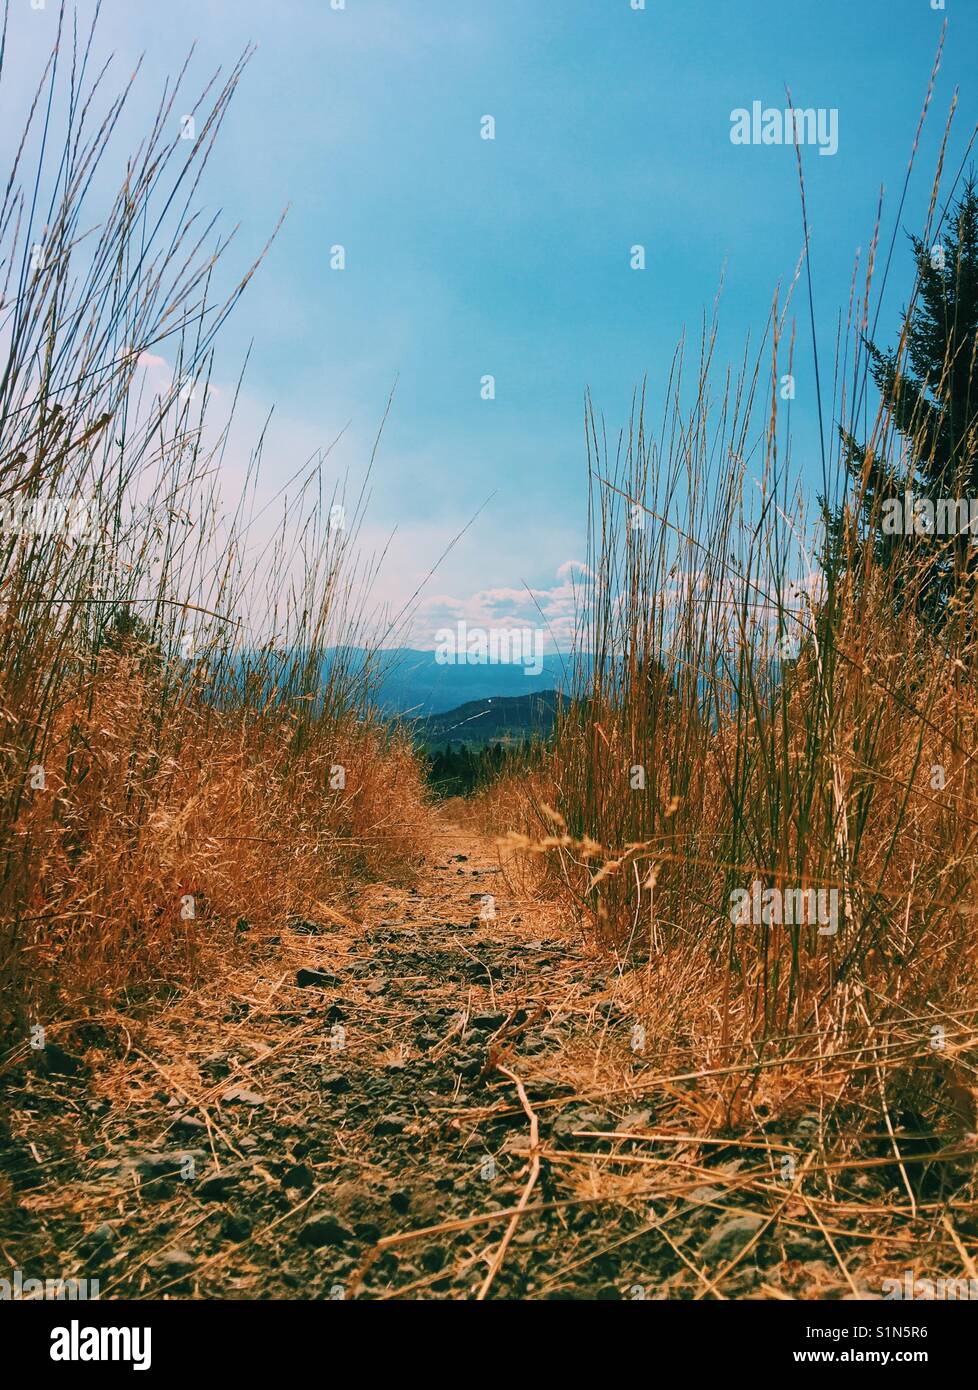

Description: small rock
[550,1106,613,1140]
[685,1185,724,1208]
[199,1052,230,1080]
[126,1150,205,1185]
[373,1114,408,1136]
[781,1234,825,1261]
[221,1086,266,1108]
[281,1162,314,1192]
[700,1213,765,1264]
[223,1213,252,1241]
[148,1248,196,1276]
[79,1221,115,1259]
[596,1283,621,1300]
[198,1167,248,1201]
[469,1012,506,1032]
[171,1113,207,1135]
[320,1070,351,1094]
[501,1133,532,1155]
[299,1213,354,1248]
[36,1042,86,1077]
[296,967,339,989]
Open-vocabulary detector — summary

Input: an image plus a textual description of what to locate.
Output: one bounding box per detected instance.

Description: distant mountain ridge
[322,647,578,716]
[416,689,564,748]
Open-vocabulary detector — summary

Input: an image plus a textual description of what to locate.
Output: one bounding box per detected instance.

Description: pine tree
[827,176,978,620]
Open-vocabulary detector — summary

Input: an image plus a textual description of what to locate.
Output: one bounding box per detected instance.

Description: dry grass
[6,645,429,1030]
[0,14,431,1047]
[467,97,978,1254]
[1,14,976,1299]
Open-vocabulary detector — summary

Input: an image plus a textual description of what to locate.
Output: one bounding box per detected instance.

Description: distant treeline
[425,740,539,797]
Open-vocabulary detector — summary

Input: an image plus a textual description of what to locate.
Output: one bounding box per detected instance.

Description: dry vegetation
[0,17,430,1048]
[2,14,977,1301]
[465,118,978,1275]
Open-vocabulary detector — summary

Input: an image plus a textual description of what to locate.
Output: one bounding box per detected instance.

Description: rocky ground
[0,816,956,1300]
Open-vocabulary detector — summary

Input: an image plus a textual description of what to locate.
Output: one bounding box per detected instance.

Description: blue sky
[4,0,977,646]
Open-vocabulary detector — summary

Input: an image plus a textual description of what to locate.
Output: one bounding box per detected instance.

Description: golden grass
[0,19,431,1046]
[4,644,430,1032]
[465,88,978,1200]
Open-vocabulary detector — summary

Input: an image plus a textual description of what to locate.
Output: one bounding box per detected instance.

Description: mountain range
[415,689,564,749]
[331,647,578,716]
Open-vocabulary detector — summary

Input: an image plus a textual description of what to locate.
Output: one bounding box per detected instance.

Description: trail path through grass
[1,814,898,1299]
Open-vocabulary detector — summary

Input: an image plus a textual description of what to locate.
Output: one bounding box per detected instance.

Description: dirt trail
[1,815,876,1299]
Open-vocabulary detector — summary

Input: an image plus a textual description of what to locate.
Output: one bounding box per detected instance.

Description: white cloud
[407,560,589,650]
